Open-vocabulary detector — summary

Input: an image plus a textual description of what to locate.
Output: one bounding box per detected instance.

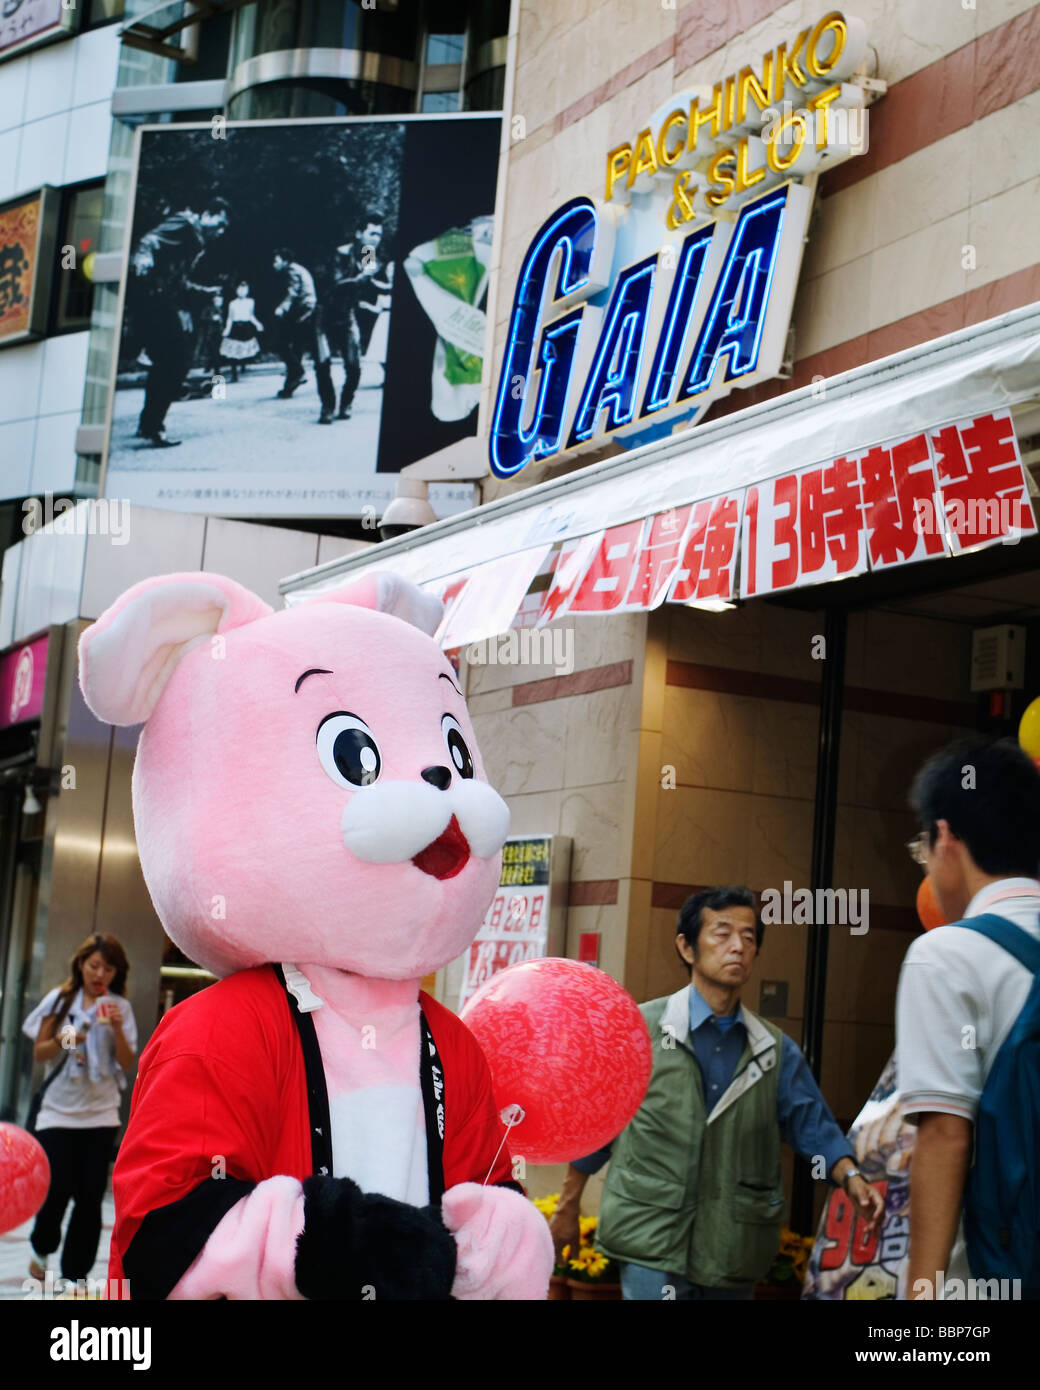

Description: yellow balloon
[82,252,96,282]
[1019,697,1040,759]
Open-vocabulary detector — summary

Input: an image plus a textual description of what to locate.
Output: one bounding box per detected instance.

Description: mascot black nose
[421,765,452,791]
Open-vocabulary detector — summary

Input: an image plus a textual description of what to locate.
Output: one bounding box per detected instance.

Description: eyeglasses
[907,831,930,867]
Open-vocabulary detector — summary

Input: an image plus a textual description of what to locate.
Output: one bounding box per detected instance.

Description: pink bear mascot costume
[78,570,553,1300]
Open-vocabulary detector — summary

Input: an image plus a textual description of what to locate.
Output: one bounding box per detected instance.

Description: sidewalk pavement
[0,1182,115,1301]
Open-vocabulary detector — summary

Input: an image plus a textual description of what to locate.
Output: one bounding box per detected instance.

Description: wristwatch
[841,1166,863,1193]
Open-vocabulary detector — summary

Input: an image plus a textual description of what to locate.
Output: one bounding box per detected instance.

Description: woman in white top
[22,933,137,1287]
[219,280,264,380]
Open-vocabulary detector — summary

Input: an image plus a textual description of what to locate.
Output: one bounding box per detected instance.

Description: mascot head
[78,571,509,980]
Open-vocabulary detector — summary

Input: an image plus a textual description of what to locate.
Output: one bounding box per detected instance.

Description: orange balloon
[916,876,947,931]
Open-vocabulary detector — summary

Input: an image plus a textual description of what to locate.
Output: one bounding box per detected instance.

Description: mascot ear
[79,572,273,727]
[306,572,442,637]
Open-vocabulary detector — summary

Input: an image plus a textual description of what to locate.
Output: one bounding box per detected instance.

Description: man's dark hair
[359,210,384,230]
[274,247,295,262]
[910,736,1040,877]
[675,886,763,974]
[204,196,230,217]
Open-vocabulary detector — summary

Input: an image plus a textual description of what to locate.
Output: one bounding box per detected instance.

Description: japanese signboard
[0,0,76,61]
[0,188,59,347]
[458,835,570,1010]
[491,11,875,477]
[0,634,49,730]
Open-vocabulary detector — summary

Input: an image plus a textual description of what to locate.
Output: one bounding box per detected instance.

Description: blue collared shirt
[573,985,853,1178]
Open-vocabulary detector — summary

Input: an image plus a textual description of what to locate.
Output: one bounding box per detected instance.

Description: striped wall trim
[570,879,619,906]
[666,659,977,727]
[553,0,795,135]
[512,659,633,706]
[706,261,1040,422]
[821,4,1040,199]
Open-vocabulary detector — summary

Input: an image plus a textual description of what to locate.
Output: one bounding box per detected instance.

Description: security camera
[378,478,437,541]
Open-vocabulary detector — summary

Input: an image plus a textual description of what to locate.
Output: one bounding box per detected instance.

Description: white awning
[280,301,1040,606]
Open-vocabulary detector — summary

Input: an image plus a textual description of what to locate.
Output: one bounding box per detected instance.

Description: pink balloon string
[481,1104,525,1186]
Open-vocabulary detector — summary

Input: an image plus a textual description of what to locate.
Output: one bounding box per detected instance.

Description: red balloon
[916,876,947,931]
[460,958,652,1166]
[0,1123,50,1234]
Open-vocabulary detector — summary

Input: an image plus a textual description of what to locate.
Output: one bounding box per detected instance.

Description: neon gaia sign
[490,11,875,480]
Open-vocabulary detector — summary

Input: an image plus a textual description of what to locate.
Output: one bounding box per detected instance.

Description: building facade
[2,0,1040,1233]
[283,0,1040,1220]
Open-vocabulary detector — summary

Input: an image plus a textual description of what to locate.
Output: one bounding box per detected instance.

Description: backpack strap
[957,913,1040,975]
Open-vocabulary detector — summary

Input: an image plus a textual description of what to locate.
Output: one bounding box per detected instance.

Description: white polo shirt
[895,876,1040,1292]
[896,877,1040,1121]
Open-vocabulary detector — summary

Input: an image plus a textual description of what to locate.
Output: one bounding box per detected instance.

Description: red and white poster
[458,835,552,1010]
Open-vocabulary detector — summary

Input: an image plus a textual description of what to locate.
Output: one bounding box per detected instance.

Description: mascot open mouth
[412,814,471,880]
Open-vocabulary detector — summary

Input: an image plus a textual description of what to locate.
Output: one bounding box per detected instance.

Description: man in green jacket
[550,886,884,1299]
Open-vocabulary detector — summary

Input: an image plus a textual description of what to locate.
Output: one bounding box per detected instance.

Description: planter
[566,1279,623,1300]
[754,1282,803,1301]
[547,1275,571,1300]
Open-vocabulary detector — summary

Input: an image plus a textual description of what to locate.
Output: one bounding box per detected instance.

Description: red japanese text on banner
[666,492,745,604]
[534,531,605,626]
[568,519,649,614]
[930,411,1036,553]
[614,505,693,611]
[741,459,868,598]
[860,432,947,571]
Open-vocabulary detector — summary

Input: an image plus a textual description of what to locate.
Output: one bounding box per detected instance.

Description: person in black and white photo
[326,212,393,420]
[272,247,336,425]
[129,197,230,447]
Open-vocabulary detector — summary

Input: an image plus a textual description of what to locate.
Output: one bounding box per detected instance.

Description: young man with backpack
[896,737,1040,1299]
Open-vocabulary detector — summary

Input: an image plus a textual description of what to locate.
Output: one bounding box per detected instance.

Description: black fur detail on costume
[294,1175,457,1300]
[125,1176,256,1300]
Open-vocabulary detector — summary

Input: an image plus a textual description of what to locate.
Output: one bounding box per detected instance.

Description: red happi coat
[108,966,513,1298]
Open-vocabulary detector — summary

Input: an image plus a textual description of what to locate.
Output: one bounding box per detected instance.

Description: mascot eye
[316,713,381,788]
[441,714,474,780]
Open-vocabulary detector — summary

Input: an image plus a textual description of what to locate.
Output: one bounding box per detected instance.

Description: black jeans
[30,1126,117,1279]
[280,312,334,412]
[138,298,194,436]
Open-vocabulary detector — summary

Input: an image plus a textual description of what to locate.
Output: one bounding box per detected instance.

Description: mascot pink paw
[441,1182,553,1300]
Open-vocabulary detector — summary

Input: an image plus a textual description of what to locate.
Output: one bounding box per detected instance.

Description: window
[426,32,464,65]
[421,90,460,113]
[84,0,126,28]
[51,183,104,334]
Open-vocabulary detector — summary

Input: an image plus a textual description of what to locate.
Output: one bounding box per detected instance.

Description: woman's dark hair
[910,736,1040,877]
[273,247,295,262]
[52,934,130,1028]
[676,886,763,974]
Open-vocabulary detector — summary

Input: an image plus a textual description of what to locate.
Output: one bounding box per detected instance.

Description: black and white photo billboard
[102,115,501,520]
